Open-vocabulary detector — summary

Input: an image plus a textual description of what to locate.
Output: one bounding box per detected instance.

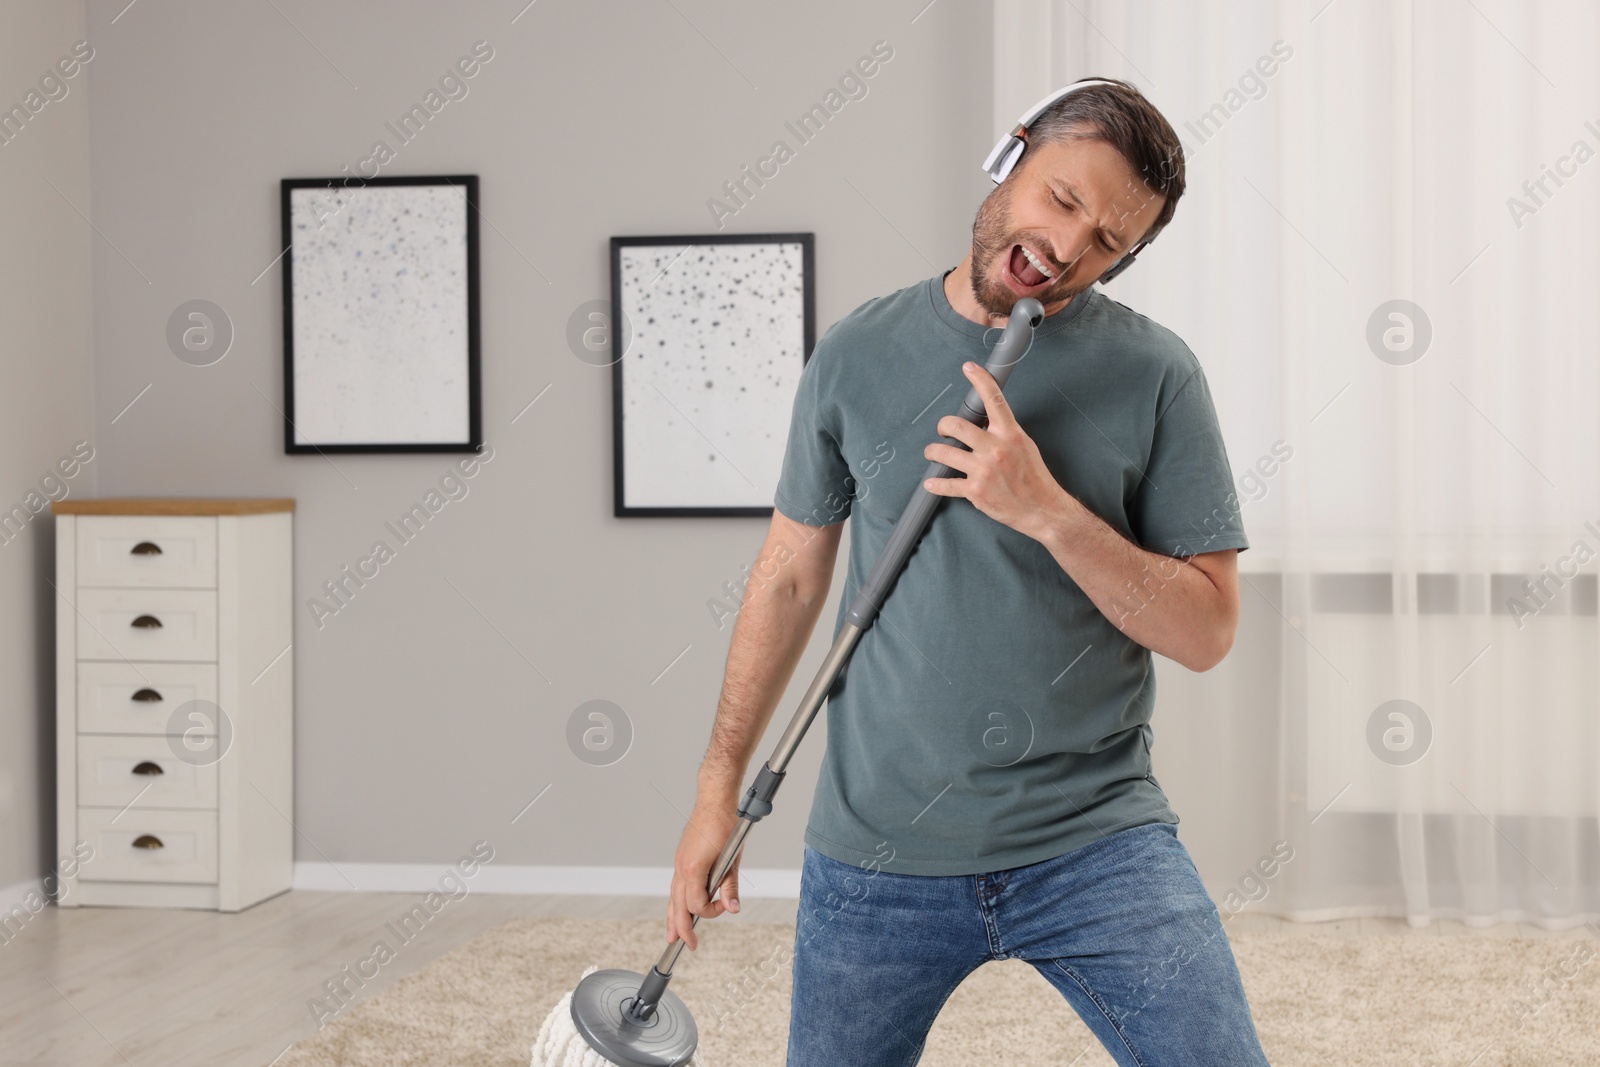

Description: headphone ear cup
[1097,258,1128,283]
[1098,237,1152,283]
[1098,251,1136,283]
[988,137,1025,184]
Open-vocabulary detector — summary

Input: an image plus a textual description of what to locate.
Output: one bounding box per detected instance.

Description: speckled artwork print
[618,241,806,509]
[289,184,470,445]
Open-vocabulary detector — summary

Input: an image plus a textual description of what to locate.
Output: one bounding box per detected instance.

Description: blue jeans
[787,823,1270,1066]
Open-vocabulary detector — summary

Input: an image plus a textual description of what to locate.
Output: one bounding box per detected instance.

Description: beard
[967,178,1093,318]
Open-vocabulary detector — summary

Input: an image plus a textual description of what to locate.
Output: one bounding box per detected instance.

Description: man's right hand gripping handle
[666,783,742,951]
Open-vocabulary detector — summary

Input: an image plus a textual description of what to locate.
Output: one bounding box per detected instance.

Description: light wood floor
[1,891,1589,1067]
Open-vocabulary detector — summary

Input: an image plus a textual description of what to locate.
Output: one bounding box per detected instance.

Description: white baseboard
[292,863,802,898]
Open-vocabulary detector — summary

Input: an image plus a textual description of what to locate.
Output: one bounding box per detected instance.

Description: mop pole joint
[623,967,672,1024]
[736,762,786,821]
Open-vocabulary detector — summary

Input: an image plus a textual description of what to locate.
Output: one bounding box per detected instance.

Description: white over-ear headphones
[982,78,1156,283]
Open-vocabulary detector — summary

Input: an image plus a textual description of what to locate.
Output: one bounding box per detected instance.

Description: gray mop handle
[843,297,1044,630]
[640,298,1046,1000]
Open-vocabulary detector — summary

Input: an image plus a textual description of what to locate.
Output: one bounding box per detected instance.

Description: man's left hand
[922,361,1065,540]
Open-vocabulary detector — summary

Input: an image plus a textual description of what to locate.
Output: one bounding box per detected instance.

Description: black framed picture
[610,232,815,517]
[280,174,482,454]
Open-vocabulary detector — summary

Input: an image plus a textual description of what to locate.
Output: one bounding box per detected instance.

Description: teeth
[1021,245,1054,279]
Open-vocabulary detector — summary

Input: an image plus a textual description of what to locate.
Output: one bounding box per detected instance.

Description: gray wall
[79,0,995,873]
[2,0,1267,892]
[0,2,96,891]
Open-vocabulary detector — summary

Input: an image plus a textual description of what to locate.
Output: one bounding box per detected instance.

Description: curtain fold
[996,0,1600,926]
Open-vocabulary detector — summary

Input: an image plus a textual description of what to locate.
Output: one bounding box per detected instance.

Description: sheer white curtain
[996,0,1600,927]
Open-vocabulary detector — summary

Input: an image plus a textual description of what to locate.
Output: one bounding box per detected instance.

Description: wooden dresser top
[52,498,296,515]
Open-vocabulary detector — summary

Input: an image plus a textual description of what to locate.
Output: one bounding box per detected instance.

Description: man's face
[969,136,1166,317]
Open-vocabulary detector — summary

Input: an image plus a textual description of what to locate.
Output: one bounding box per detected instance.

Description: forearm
[1032,488,1231,670]
[698,564,831,801]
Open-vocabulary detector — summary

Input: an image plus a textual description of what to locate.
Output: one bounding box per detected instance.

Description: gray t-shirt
[772,270,1249,876]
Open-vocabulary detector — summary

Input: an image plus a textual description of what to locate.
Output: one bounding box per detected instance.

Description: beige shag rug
[276,916,1599,1066]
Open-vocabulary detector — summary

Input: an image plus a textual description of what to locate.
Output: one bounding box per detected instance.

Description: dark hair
[1023,77,1185,245]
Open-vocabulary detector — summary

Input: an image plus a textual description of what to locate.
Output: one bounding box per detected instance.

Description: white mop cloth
[530,966,704,1067]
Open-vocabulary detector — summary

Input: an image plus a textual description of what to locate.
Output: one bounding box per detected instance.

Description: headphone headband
[981,77,1154,284]
[1014,77,1124,132]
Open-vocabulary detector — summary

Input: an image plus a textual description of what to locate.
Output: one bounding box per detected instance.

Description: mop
[531,298,1046,1067]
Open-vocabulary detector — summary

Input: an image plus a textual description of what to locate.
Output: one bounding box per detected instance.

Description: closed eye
[1051,191,1116,253]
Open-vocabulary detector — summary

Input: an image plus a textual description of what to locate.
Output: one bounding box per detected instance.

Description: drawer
[77,735,218,809]
[77,662,219,734]
[77,807,218,884]
[75,589,217,662]
[76,515,217,589]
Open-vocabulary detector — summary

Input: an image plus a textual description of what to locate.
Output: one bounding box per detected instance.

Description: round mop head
[531,966,701,1067]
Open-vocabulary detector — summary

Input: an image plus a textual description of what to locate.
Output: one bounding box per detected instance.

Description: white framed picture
[280,174,482,453]
[610,232,815,517]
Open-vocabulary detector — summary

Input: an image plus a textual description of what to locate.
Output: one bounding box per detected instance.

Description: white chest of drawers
[52,499,295,912]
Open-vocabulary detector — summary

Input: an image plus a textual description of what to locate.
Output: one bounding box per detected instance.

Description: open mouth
[1004,243,1057,294]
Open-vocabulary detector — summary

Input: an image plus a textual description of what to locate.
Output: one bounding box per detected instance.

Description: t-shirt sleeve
[772,337,854,527]
[1129,364,1250,557]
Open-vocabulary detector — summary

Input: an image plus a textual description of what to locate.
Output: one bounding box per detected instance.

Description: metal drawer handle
[131,542,164,556]
[131,615,163,629]
[132,834,164,850]
[132,761,165,777]
[132,688,163,703]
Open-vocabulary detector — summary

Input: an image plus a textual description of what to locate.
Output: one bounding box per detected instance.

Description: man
[667,77,1269,1066]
